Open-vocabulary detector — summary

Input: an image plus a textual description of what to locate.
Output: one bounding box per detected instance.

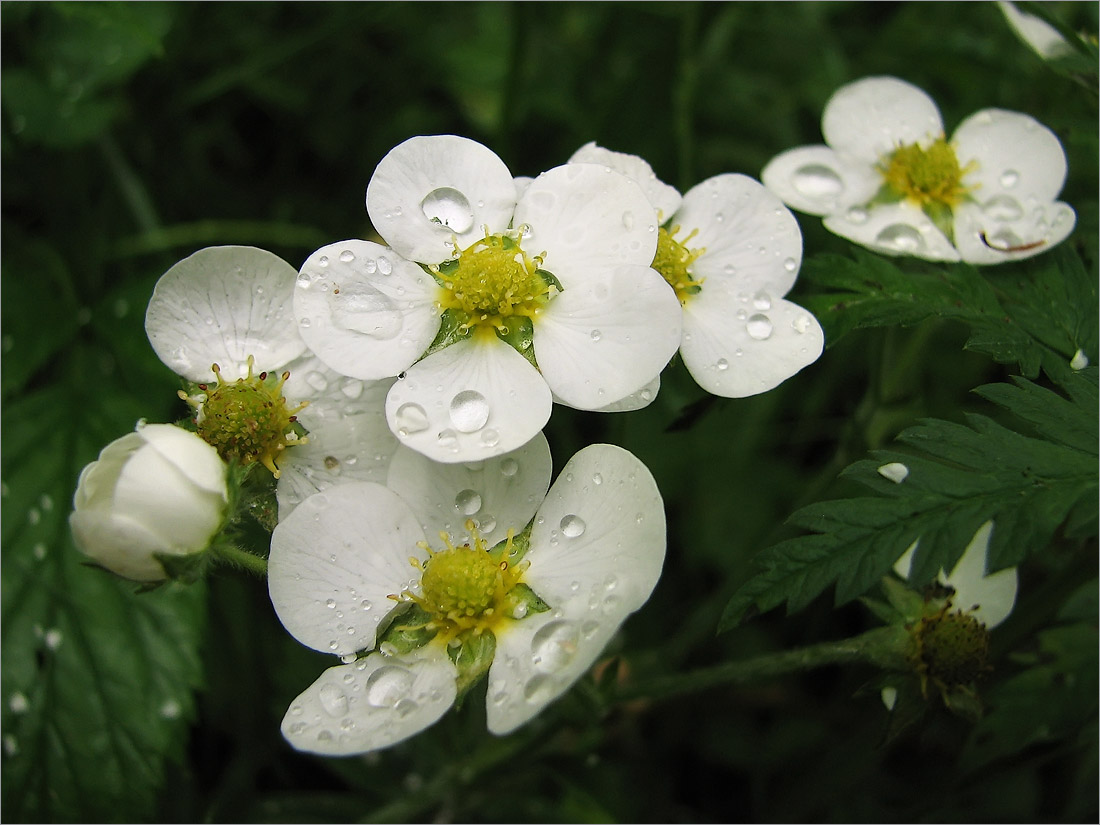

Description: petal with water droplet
[761,145,880,217]
[822,76,943,163]
[568,142,684,219]
[822,202,959,262]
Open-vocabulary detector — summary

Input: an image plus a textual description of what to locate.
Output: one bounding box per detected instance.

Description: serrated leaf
[720,375,1098,630]
[1,380,206,820]
[800,246,1097,380]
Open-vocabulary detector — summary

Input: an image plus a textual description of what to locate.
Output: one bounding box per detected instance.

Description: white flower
[569,143,824,398]
[268,441,665,755]
[998,1,1074,60]
[894,520,1018,629]
[69,423,229,582]
[295,135,683,463]
[761,76,1076,265]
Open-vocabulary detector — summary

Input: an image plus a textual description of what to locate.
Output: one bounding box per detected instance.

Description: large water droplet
[531,621,580,673]
[792,314,813,334]
[366,666,413,707]
[845,206,869,224]
[318,684,349,717]
[874,223,925,253]
[999,169,1020,189]
[559,514,586,538]
[716,358,729,371]
[752,291,772,310]
[500,458,519,477]
[330,283,402,339]
[395,403,429,435]
[449,390,490,433]
[421,187,474,233]
[982,194,1024,222]
[339,249,356,263]
[746,314,773,340]
[792,164,844,198]
[455,489,483,516]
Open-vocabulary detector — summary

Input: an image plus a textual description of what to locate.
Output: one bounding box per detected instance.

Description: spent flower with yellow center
[877,136,975,209]
[651,225,705,304]
[432,229,561,333]
[181,354,308,478]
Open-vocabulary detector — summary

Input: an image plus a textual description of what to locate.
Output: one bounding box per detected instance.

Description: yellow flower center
[404,522,530,646]
[877,137,974,209]
[434,229,560,332]
[652,225,705,304]
[180,355,307,478]
[908,605,991,693]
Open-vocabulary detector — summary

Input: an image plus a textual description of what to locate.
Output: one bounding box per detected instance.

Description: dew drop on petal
[590,329,602,342]
[845,206,869,225]
[792,314,813,334]
[395,403,429,435]
[999,169,1020,189]
[792,164,844,198]
[449,390,490,433]
[325,598,336,609]
[339,249,356,263]
[500,458,519,477]
[318,684,349,717]
[982,195,1024,222]
[531,620,580,673]
[592,473,603,485]
[746,314,773,340]
[716,358,729,371]
[524,674,551,701]
[306,371,329,392]
[752,291,772,310]
[559,514,586,538]
[455,489,483,516]
[783,257,798,272]
[421,187,475,233]
[480,428,500,448]
[874,224,925,254]
[622,211,634,230]
[437,429,459,451]
[366,666,413,708]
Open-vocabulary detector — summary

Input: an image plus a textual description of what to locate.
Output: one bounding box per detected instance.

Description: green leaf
[1,382,206,820]
[800,245,1097,380]
[720,372,1098,630]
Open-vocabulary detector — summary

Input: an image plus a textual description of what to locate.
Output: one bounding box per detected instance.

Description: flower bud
[69,423,229,582]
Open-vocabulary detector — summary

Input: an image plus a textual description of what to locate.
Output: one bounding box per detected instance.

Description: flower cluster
[68,70,1075,757]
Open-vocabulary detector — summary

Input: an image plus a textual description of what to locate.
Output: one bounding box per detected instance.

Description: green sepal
[534,268,564,296]
[859,594,902,626]
[880,574,927,623]
[433,258,460,278]
[501,582,551,620]
[420,307,471,360]
[449,630,496,707]
[495,315,539,371]
[942,684,984,722]
[921,199,956,245]
[867,183,904,208]
[149,547,214,587]
[375,602,438,655]
[488,519,534,564]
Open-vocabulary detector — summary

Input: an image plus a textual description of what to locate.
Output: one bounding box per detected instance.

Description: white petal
[281,648,457,756]
[678,173,805,297]
[953,108,1068,205]
[280,355,392,427]
[514,164,659,279]
[680,288,823,397]
[585,375,661,412]
[822,76,943,163]
[385,334,552,463]
[954,199,1076,265]
[893,538,920,580]
[69,510,172,582]
[486,444,665,734]
[268,483,427,656]
[138,423,228,498]
[365,135,517,264]
[145,246,306,382]
[881,685,898,711]
[294,240,440,380]
[761,145,881,217]
[822,202,961,262]
[568,142,683,219]
[534,265,681,410]
[386,432,552,549]
[998,2,1074,60]
[943,521,1017,629]
[276,407,400,521]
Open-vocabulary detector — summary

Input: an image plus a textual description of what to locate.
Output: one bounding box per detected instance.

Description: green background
[2,2,1096,822]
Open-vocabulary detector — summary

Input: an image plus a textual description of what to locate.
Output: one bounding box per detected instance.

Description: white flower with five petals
[569,143,824,398]
[267,441,665,755]
[761,76,1076,265]
[294,135,683,463]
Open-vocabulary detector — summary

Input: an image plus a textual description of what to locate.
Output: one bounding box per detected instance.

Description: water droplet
[480,428,500,447]
[476,513,497,532]
[437,429,459,451]
[783,257,797,272]
[982,194,1024,222]
[590,329,602,341]
[716,358,729,371]
[366,666,413,707]
[524,674,551,701]
[500,458,519,477]
[792,314,813,334]
[378,257,393,275]
[395,403,429,435]
[752,291,772,310]
[621,211,634,230]
[9,693,28,714]
[874,223,925,253]
[299,317,312,328]
[306,371,329,392]
[455,489,483,516]
[361,599,373,610]
[746,314,773,340]
[449,390,489,433]
[27,509,40,526]
[330,283,402,339]
[999,169,1020,189]
[421,187,475,233]
[339,249,356,263]
[4,735,18,757]
[531,621,580,673]
[845,206,869,224]
[325,598,336,609]
[792,164,844,198]
[160,699,181,720]
[44,628,62,651]
[32,543,46,561]
[560,514,586,538]
[592,473,603,485]
[318,255,330,267]
[512,603,529,619]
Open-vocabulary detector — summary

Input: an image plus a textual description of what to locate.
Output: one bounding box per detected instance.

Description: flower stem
[209,543,268,578]
[616,626,908,704]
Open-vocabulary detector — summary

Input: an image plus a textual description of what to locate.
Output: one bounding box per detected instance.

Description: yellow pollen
[402,521,528,646]
[877,136,975,209]
[179,354,308,478]
[434,229,559,331]
[652,225,705,304]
